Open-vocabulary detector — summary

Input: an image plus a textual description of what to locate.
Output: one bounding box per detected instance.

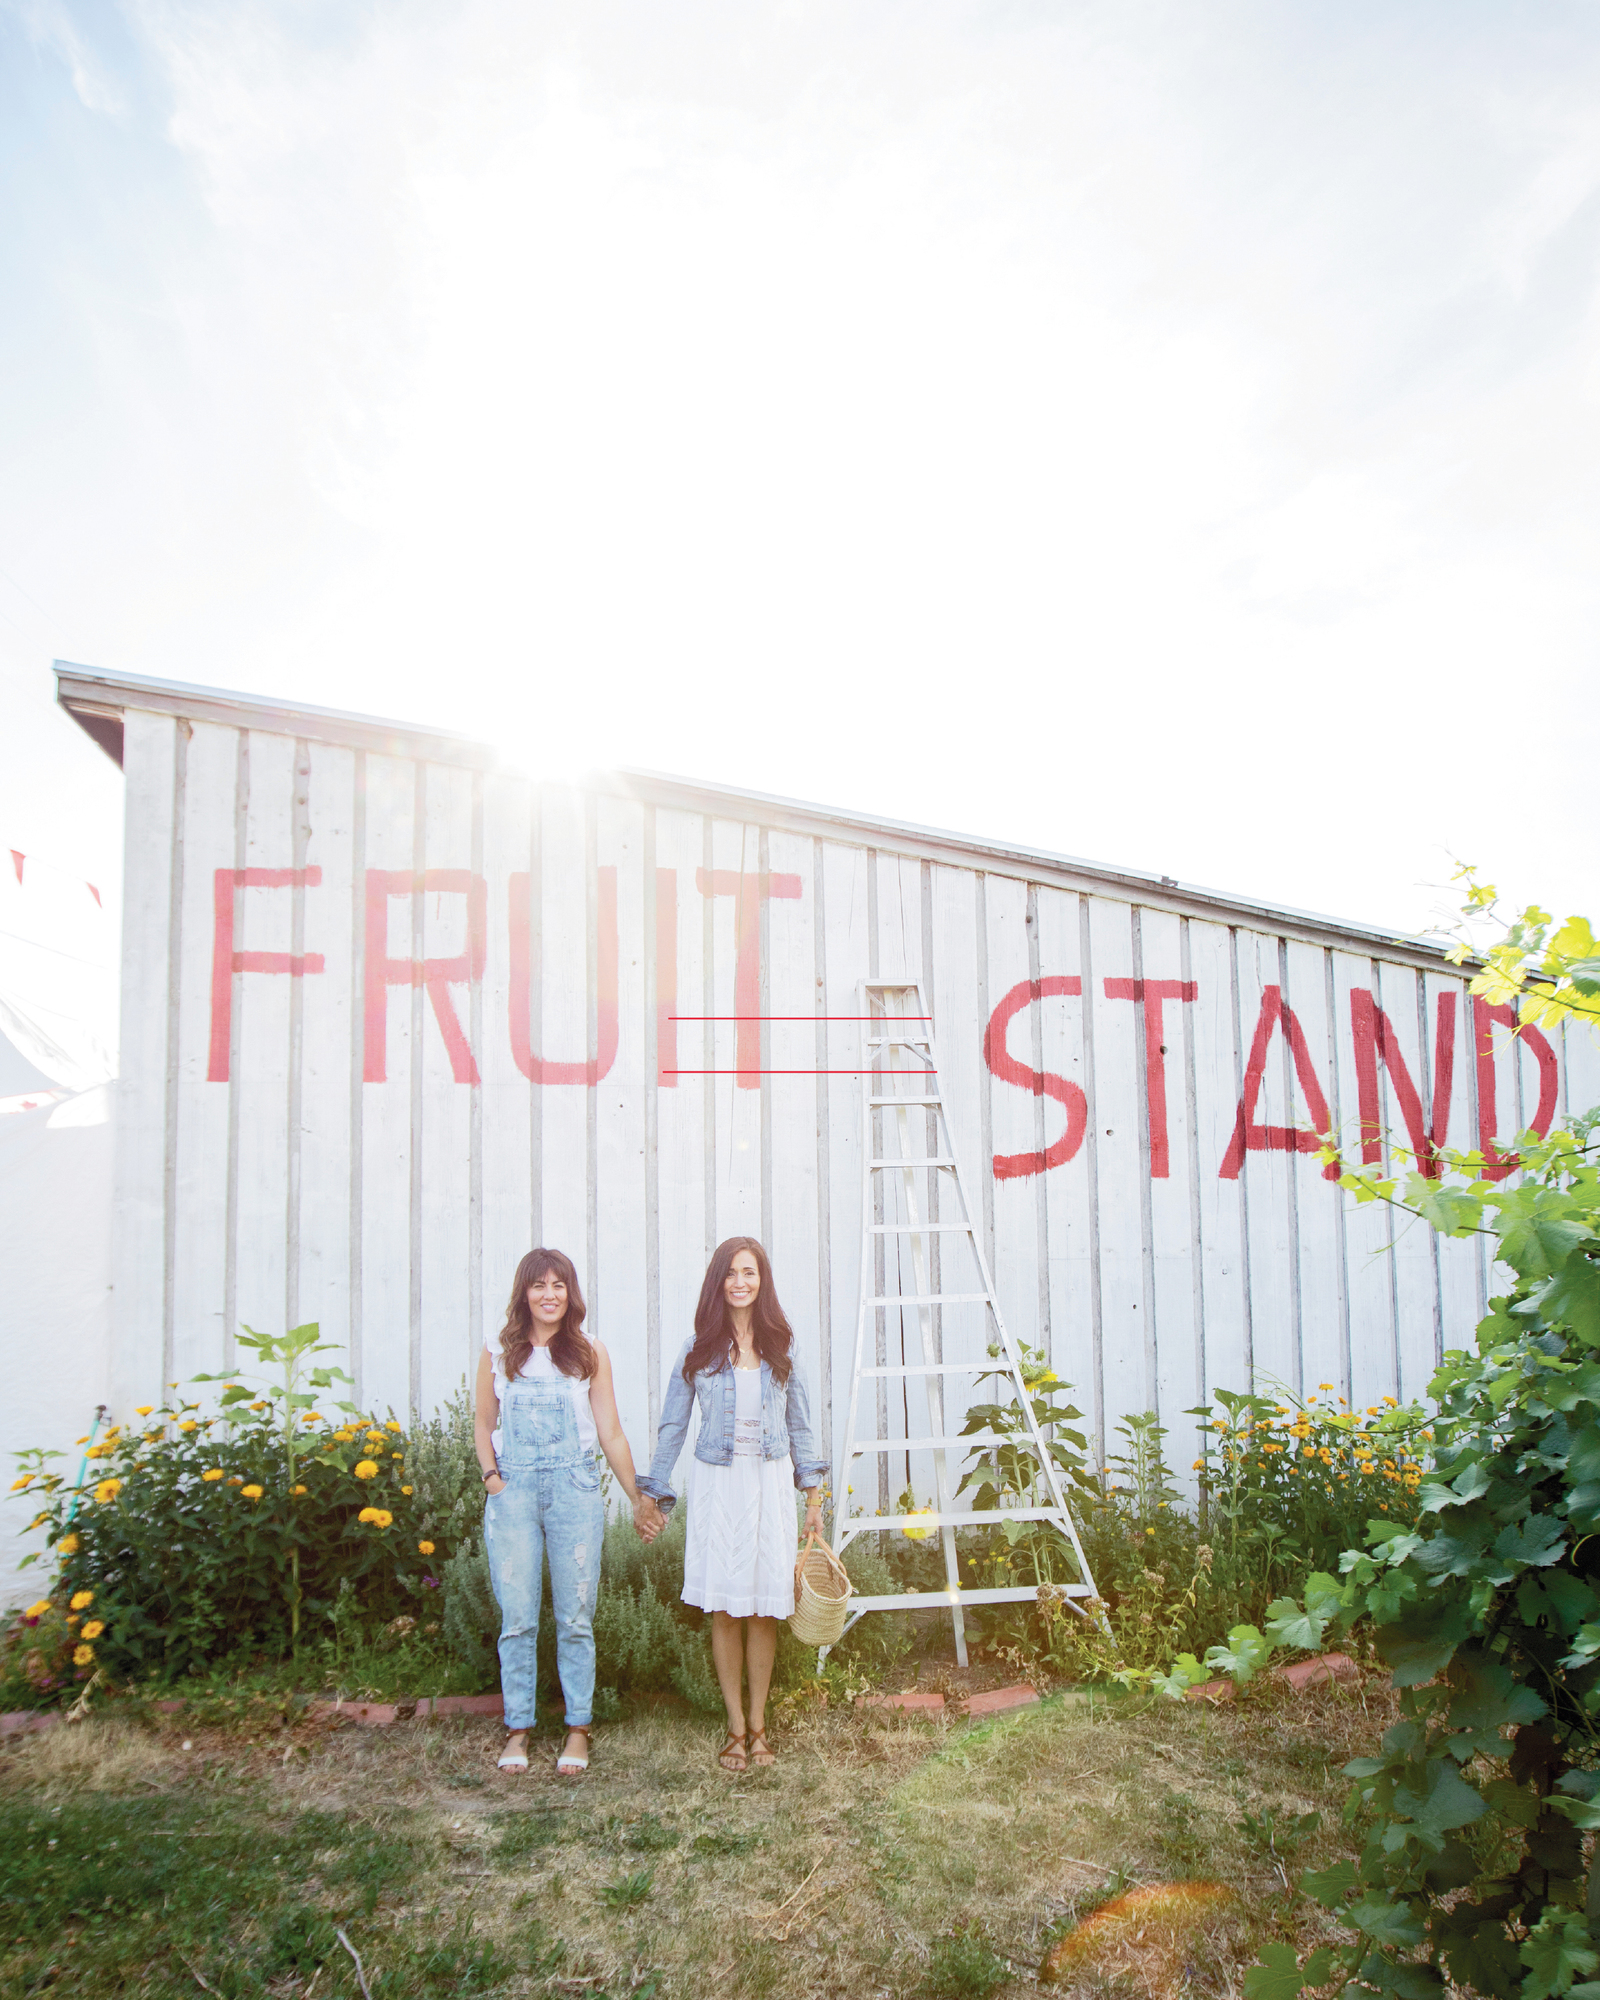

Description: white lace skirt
[682,1452,798,1619]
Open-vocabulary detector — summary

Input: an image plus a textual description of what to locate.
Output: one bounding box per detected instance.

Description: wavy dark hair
[683,1237,793,1386]
[498,1248,597,1383]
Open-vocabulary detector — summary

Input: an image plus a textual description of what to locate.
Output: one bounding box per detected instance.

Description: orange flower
[418,1541,435,1555]
[354,1460,379,1480]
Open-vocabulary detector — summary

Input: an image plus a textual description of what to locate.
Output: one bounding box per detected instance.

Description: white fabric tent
[0,856,117,1603]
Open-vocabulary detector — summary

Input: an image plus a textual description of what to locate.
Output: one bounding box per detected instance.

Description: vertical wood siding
[109,709,1590,1474]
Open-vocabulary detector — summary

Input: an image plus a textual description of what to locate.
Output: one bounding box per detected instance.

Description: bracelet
[482,1468,498,1486]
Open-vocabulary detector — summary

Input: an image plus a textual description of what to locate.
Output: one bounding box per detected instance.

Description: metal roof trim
[55,661,495,770]
[55,661,1452,970]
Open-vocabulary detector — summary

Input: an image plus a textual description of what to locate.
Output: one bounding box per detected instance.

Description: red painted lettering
[982,977,1087,1180]
[363,870,487,1085]
[1350,988,1456,1178]
[1219,985,1335,1180]
[1473,996,1559,1182]
[207,867,325,1082]
[507,868,618,1085]
[1102,978,1198,1178]
[694,869,803,1087]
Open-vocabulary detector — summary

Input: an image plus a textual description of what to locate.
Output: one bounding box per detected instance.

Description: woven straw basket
[789,1532,853,1646]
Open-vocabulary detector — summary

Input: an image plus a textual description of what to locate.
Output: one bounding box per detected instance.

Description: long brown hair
[498,1248,597,1383]
[683,1237,794,1385]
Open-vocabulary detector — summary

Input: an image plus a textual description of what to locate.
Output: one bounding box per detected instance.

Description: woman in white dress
[638,1237,827,1772]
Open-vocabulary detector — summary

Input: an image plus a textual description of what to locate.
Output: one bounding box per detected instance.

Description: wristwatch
[482,1467,498,1485]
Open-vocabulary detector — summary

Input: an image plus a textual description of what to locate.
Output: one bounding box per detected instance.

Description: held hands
[632,1493,666,1543]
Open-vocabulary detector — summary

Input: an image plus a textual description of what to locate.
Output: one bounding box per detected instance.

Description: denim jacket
[637,1341,829,1513]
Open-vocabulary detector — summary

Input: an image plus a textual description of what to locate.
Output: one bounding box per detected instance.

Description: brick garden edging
[855,1681,1040,1717]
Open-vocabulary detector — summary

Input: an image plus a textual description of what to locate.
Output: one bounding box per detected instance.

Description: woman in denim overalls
[474,1247,661,1775]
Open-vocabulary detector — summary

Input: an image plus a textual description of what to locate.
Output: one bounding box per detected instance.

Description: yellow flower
[1302,1446,1316,1459]
[70,1590,95,1611]
[135,1405,153,1415]
[1318,1382,1334,1392]
[178,1420,198,1433]
[58,1533,78,1555]
[10,1474,34,1492]
[24,1599,51,1621]
[85,1443,112,1459]
[392,1453,403,1462]
[386,1419,402,1432]
[250,1400,269,1411]
[241,1485,264,1501]
[27,1511,49,1530]
[73,1643,95,1666]
[292,1484,307,1495]
[400,1485,413,1495]
[354,1460,379,1480]
[80,1619,105,1640]
[418,1541,435,1555]
[900,1509,937,1542]
[301,1413,321,1425]
[1192,1459,1205,1472]
[201,1468,224,1482]
[228,1475,243,1485]
[1366,1406,1381,1416]
[1383,1396,1398,1407]
[1318,1448,1333,1464]
[1145,1526,1156,1535]
[75,1436,89,1445]
[94,1479,122,1503]
[358,1506,380,1524]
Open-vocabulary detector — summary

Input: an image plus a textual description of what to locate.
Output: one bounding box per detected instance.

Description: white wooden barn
[52,663,1599,1497]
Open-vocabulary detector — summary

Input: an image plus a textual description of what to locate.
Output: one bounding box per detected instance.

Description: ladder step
[846,1433,1006,1453]
[870,1157,958,1168]
[871,1292,991,1306]
[840,1507,1072,1529]
[860,1361,990,1376]
[870,1223,970,1234]
[842,1586,1093,1614]
[869,1094,941,1105]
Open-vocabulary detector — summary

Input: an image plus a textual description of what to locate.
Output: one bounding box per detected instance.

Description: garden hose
[62,1404,108,1526]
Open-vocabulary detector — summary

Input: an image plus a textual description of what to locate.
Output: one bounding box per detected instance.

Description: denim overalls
[482,1371,604,1731]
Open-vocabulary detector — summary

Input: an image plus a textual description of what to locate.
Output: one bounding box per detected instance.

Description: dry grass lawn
[0,1675,1397,1999]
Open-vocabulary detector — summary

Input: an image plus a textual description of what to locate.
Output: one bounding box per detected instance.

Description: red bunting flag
[86,883,101,906]
[9,851,21,885]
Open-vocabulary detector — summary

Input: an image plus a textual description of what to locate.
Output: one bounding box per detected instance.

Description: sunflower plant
[7,1327,436,1692]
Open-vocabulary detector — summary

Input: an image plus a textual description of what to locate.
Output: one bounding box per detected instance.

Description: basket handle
[795,1530,854,1599]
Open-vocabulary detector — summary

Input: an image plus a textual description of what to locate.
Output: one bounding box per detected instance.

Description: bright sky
[2,0,1597,953]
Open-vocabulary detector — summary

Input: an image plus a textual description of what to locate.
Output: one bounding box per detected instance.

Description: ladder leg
[892,1006,968,1668]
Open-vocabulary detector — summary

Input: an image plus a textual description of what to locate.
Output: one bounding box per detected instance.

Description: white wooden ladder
[829,979,1100,1666]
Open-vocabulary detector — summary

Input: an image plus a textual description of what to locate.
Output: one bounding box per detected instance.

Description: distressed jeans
[483,1376,604,1730]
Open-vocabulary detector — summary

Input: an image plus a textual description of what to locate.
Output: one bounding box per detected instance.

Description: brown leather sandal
[718,1730,748,1773]
[747,1728,775,1767]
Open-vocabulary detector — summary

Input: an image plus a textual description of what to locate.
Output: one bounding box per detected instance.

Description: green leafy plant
[194,1321,360,1644]
[1231,1110,1600,2000]
[1438,866,1600,1038]
[8,1342,430,1688]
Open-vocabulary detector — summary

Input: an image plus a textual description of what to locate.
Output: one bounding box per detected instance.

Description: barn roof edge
[54,661,1454,971]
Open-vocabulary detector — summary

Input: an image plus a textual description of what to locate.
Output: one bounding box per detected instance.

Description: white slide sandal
[497,1733,530,1772]
[555,1726,590,1775]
